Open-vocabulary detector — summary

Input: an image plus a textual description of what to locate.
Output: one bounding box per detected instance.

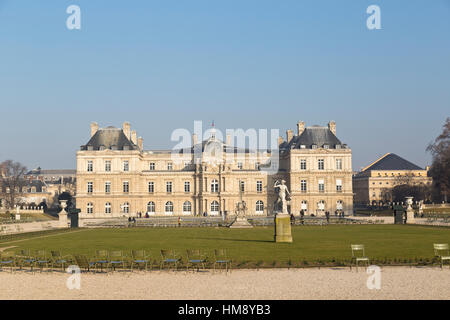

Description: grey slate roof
[285,126,343,149]
[80,127,138,151]
[363,153,424,171]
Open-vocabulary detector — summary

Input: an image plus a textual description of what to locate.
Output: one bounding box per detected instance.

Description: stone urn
[405,197,415,224]
[59,200,69,228]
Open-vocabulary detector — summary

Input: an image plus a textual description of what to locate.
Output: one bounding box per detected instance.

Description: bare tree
[0,160,27,209]
[427,118,450,202]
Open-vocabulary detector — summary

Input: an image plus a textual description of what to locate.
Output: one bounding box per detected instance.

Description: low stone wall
[0,220,65,235]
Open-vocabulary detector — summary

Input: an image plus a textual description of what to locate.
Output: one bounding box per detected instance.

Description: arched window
[210,201,219,215]
[211,179,219,193]
[337,200,343,211]
[87,202,93,214]
[301,200,308,211]
[256,200,264,214]
[147,201,155,213]
[317,200,325,211]
[183,201,192,214]
[105,202,111,214]
[165,201,173,214]
[122,202,130,214]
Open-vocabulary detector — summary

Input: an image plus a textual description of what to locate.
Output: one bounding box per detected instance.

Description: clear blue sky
[0,0,449,170]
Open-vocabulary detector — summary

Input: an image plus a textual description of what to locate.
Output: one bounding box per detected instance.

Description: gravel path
[0,267,448,300]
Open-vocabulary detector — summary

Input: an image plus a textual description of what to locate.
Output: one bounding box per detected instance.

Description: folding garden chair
[186,249,207,272]
[73,255,95,273]
[109,250,127,272]
[433,244,450,269]
[213,249,232,273]
[0,251,16,273]
[50,250,71,272]
[160,250,181,271]
[130,250,151,272]
[93,250,110,273]
[34,250,51,272]
[350,244,370,271]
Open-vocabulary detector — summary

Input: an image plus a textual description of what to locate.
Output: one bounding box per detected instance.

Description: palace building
[352,153,432,205]
[76,121,353,218]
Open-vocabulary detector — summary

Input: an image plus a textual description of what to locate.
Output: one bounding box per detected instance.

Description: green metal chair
[0,251,16,273]
[109,250,127,271]
[350,244,370,271]
[433,243,450,269]
[186,249,207,272]
[130,250,151,272]
[50,250,71,272]
[160,250,181,271]
[34,250,51,272]
[213,249,232,273]
[73,255,95,273]
[17,249,35,271]
[93,250,110,272]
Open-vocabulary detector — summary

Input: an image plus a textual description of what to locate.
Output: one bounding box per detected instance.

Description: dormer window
[123,146,130,150]
[87,146,94,151]
[323,144,329,149]
[111,145,118,150]
[99,145,106,150]
[300,145,306,149]
[312,144,317,149]
[335,144,341,149]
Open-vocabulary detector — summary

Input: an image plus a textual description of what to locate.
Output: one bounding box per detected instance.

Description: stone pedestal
[405,196,415,224]
[406,209,415,224]
[58,200,69,228]
[274,214,293,243]
[229,217,253,229]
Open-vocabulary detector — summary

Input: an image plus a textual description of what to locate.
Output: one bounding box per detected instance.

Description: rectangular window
[237,162,243,170]
[255,162,260,170]
[336,179,342,192]
[123,160,129,172]
[336,159,342,170]
[167,162,173,171]
[105,160,111,172]
[105,182,111,194]
[240,181,245,192]
[300,159,307,170]
[87,160,93,172]
[148,182,154,193]
[166,181,172,193]
[257,181,262,193]
[123,181,129,193]
[318,159,324,170]
[301,180,307,192]
[87,182,93,194]
[184,181,190,193]
[318,179,325,193]
[149,162,155,171]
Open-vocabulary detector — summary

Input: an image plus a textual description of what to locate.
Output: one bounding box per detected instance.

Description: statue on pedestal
[405,196,415,224]
[274,180,290,215]
[273,180,293,243]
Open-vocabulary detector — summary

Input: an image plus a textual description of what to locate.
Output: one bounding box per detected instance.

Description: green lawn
[2,225,449,267]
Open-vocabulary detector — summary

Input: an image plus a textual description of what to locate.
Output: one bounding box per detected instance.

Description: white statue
[274,180,290,214]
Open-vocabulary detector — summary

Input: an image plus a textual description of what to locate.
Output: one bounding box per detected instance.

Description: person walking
[325,211,330,224]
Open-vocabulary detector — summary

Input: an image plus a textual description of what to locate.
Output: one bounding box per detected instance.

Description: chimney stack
[123,122,131,139]
[328,121,336,135]
[278,136,284,147]
[90,122,99,137]
[192,133,198,146]
[297,121,305,135]
[137,137,143,151]
[131,130,137,144]
[286,129,293,143]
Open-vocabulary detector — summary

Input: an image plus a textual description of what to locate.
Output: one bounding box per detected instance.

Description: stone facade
[76,121,353,218]
[353,153,432,205]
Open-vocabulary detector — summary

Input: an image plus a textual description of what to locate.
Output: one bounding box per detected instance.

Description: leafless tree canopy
[0,160,27,209]
[427,117,450,202]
